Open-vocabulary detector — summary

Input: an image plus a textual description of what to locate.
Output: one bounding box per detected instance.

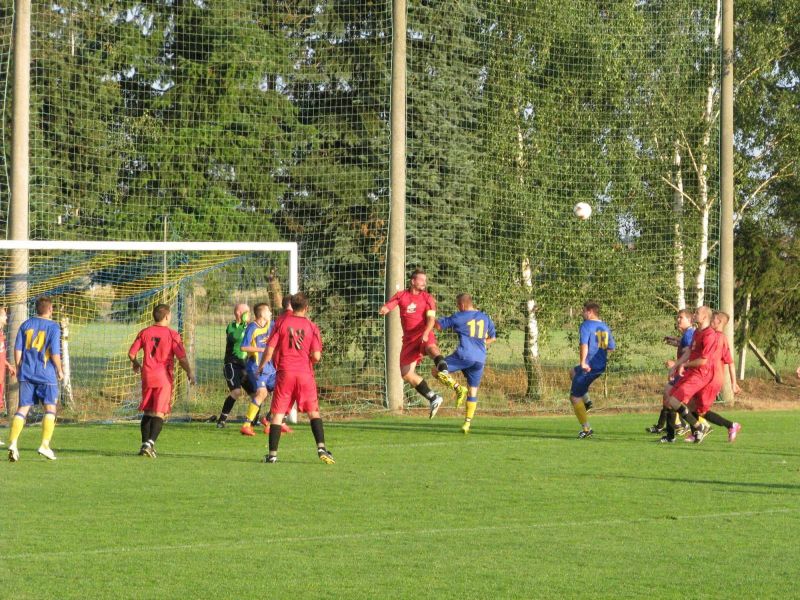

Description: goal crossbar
[0,240,299,294]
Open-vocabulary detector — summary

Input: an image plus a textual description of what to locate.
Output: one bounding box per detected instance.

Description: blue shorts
[19,381,59,407]
[444,354,485,388]
[570,366,604,397]
[247,363,276,392]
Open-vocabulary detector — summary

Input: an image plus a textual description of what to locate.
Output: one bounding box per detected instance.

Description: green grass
[2,412,798,599]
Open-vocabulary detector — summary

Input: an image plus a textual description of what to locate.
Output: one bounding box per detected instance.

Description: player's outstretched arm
[378,297,399,316]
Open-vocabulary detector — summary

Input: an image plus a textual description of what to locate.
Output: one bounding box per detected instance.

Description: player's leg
[570,368,597,438]
[703,409,740,441]
[7,386,33,461]
[401,360,443,418]
[432,354,469,405]
[460,363,484,433]
[424,339,449,374]
[217,363,244,427]
[140,387,171,457]
[240,369,266,436]
[264,372,293,463]
[36,385,59,460]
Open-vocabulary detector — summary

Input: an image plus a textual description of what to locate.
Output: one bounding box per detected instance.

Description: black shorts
[223,362,254,394]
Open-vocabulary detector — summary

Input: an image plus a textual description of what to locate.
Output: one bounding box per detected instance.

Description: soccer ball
[573,202,592,220]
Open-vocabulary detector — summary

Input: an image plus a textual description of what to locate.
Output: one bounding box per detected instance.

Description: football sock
[665,419,676,440]
[656,408,668,428]
[433,355,449,372]
[310,418,326,446]
[245,401,260,425]
[251,406,262,427]
[140,415,153,444]
[465,398,477,420]
[219,395,237,422]
[673,411,683,427]
[415,380,436,401]
[148,417,164,444]
[676,405,698,427]
[41,410,56,447]
[572,400,589,428]
[9,412,25,445]
[704,411,732,429]
[268,424,282,453]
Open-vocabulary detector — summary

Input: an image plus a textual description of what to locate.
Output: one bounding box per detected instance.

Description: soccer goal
[0,240,298,423]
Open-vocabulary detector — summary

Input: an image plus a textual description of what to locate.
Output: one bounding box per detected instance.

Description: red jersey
[683,326,720,378]
[267,314,322,375]
[128,324,187,387]
[712,331,734,384]
[383,289,437,339]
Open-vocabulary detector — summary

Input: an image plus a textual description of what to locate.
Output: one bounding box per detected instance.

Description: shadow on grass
[607,473,800,493]
[331,419,585,441]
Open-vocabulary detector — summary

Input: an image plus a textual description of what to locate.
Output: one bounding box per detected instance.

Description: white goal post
[1,240,299,423]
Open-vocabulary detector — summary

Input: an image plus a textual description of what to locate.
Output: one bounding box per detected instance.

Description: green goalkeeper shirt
[224,320,248,365]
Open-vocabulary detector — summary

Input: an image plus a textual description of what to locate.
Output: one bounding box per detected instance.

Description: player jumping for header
[379,269,448,418]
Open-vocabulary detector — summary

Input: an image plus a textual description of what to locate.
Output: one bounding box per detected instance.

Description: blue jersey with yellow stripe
[14,316,61,384]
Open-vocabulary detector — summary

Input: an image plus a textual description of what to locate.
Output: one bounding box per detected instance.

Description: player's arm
[579,343,590,372]
[257,344,276,375]
[378,296,399,316]
[14,348,22,371]
[421,307,437,342]
[728,363,740,394]
[128,338,142,374]
[178,355,195,385]
[663,335,680,347]
[311,350,321,364]
[50,353,64,381]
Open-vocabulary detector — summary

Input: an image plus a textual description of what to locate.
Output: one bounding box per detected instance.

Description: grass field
[2,411,798,599]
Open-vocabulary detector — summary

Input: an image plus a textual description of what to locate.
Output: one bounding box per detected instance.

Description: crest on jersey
[407,302,417,314]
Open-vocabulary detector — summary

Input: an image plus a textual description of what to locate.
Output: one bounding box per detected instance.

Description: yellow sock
[9,413,25,445]
[245,402,260,424]
[572,401,589,428]
[465,400,477,420]
[41,411,56,447]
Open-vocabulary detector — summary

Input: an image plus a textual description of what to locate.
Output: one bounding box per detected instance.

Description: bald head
[234,303,249,322]
[693,305,712,328]
[456,293,474,311]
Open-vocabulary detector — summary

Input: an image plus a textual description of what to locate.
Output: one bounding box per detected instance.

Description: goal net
[1,241,297,423]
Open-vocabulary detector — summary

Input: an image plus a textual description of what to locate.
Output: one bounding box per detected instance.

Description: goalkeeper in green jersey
[215,303,257,427]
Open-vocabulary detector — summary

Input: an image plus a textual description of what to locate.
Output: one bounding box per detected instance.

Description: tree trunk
[672,143,687,309]
[521,256,543,401]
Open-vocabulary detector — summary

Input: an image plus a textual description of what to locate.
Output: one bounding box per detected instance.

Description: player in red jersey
[684,311,742,443]
[379,268,449,417]
[128,304,194,458]
[0,307,18,446]
[257,293,334,464]
[662,305,720,443]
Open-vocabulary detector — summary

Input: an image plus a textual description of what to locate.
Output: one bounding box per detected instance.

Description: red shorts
[694,380,722,414]
[139,385,173,414]
[271,371,318,415]
[399,331,437,367]
[670,371,713,404]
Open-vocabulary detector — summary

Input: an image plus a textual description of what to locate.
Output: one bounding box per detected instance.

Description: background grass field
[2,411,798,599]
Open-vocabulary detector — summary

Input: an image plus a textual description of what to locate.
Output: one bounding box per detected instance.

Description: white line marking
[5,507,797,560]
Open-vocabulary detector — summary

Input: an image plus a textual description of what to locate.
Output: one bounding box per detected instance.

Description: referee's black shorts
[223,362,254,394]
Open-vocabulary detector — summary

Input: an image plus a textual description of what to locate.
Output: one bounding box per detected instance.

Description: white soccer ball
[573,202,592,220]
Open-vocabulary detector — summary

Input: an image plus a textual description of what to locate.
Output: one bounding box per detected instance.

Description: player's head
[234,303,249,322]
[456,293,474,311]
[409,268,427,291]
[290,293,309,313]
[582,301,600,319]
[253,302,271,321]
[35,297,54,317]
[281,294,293,312]
[693,305,712,327]
[153,304,171,323]
[711,310,729,332]
[676,309,693,331]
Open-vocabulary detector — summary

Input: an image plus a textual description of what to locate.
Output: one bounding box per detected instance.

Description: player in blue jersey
[435,294,496,433]
[7,297,64,461]
[238,303,277,437]
[569,301,615,439]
